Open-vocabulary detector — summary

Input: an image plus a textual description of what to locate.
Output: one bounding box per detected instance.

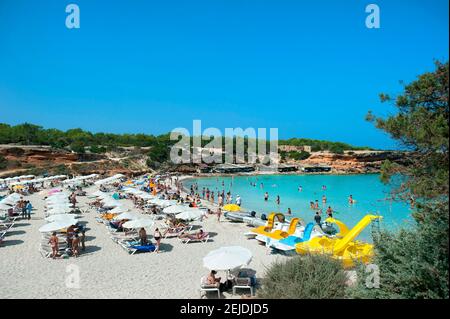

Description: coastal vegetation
[349,61,449,298]
[279,138,373,153]
[0,124,372,169]
[258,255,347,299]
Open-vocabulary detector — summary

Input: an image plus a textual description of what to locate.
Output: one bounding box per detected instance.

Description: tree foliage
[352,61,449,299]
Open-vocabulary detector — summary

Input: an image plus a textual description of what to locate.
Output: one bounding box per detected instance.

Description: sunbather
[48,232,59,259]
[207,270,221,288]
[180,229,204,239]
[72,234,80,257]
[139,227,147,245]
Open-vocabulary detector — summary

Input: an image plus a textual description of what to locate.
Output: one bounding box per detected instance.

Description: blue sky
[0,0,448,149]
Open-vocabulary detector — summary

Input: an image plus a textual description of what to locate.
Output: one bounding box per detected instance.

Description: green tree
[350,61,449,299]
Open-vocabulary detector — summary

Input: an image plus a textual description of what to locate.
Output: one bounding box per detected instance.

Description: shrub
[0,155,7,169]
[258,254,347,299]
[70,141,86,154]
[289,150,311,160]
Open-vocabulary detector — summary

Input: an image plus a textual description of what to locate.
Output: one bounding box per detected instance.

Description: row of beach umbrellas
[39,190,79,232]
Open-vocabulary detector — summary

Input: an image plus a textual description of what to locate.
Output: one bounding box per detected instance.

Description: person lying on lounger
[179,229,204,239]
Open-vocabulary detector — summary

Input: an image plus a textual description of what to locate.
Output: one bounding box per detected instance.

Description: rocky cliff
[0,145,151,178]
[294,150,410,174]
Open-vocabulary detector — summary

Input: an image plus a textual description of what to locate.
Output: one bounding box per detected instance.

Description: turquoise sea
[184,174,414,241]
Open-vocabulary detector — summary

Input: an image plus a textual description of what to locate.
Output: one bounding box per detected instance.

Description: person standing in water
[264,192,269,201]
[287,208,292,215]
[348,195,354,204]
[322,195,327,204]
[298,185,302,192]
[276,195,280,205]
[236,195,242,206]
[314,211,322,228]
[326,206,333,218]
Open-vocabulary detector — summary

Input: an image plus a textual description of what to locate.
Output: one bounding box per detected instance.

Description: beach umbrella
[110,206,127,214]
[163,205,191,214]
[0,203,12,210]
[113,211,141,221]
[203,246,252,271]
[92,190,109,197]
[102,199,120,207]
[122,218,154,229]
[38,220,76,233]
[149,199,176,208]
[223,204,241,212]
[46,208,73,216]
[138,193,154,200]
[176,209,203,221]
[45,214,78,223]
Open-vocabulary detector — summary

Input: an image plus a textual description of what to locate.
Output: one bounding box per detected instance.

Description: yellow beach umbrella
[223,204,241,212]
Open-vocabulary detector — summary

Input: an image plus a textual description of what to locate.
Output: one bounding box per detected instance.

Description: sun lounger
[199,276,220,299]
[118,239,156,255]
[179,232,210,244]
[232,277,254,296]
[162,225,192,239]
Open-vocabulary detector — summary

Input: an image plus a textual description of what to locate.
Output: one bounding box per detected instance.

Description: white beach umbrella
[137,193,154,200]
[203,246,252,271]
[92,190,109,197]
[149,199,176,208]
[46,209,73,216]
[38,220,76,233]
[113,212,141,221]
[110,206,127,214]
[46,205,72,211]
[102,199,120,207]
[45,214,78,223]
[123,188,140,194]
[176,209,203,221]
[0,202,12,210]
[163,205,191,214]
[122,218,154,229]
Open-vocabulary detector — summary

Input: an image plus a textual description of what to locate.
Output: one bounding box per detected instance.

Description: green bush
[0,155,7,169]
[258,255,347,299]
[288,150,311,160]
[70,141,86,154]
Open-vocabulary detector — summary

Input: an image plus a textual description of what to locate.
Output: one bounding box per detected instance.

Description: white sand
[0,185,289,299]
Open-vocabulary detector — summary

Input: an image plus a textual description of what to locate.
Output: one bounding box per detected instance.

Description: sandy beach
[0,180,289,299]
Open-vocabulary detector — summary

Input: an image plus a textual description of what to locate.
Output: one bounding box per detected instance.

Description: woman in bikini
[48,232,59,259]
[154,228,162,253]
